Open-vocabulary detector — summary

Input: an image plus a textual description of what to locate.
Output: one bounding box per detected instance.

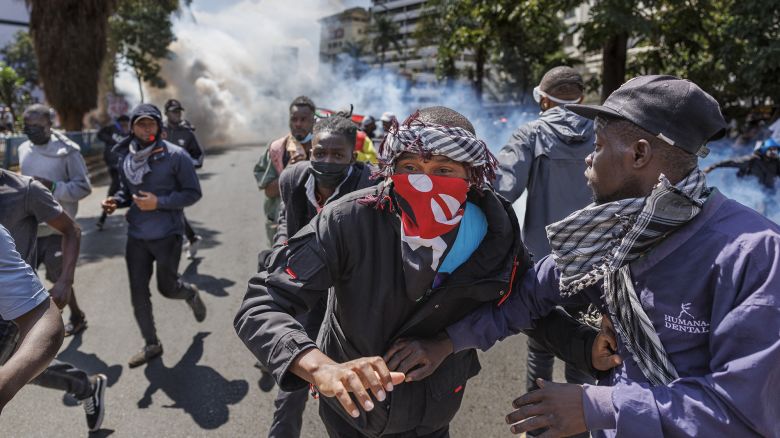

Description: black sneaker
[82,374,107,432]
[186,286,206,322]
[128,342,163,368]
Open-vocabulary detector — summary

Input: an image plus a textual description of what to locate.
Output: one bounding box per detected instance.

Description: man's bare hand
[101,197,118,214]
[506,379,587,436]
[592,315,622,371]
[133,191,158,211]
[48,281,72,309]
[383,332,453,382]
[310,356,405,418]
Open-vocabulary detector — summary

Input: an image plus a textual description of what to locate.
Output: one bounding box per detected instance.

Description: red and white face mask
[392,173,469,239]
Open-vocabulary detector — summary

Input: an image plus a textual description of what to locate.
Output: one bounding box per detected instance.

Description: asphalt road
[0,145,564,437]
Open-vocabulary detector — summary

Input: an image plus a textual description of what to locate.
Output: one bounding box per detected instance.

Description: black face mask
[23,125,51,145]
[309,161,351,189]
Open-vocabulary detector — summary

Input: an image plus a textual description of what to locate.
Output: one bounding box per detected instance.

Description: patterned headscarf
[377,111,497,188]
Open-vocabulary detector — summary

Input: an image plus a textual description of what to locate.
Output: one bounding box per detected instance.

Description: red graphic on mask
[392,173,469,239]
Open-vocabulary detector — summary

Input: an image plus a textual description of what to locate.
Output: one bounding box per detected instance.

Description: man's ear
[539,96,550,112]
[631,139,653,169]
[352,150,358,163]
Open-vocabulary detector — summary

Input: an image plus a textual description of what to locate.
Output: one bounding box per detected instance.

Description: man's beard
[591,174,645,205]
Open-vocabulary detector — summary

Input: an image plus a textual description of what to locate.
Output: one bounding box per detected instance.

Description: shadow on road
[88,429,115,438]
[57,334,124,407]
[73,216,222,268]
[138,332,249,430]
[74,215,128,265]
[182,258,234,297]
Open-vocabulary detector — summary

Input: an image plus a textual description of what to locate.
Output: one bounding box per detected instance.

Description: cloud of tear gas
[115,0,536,150]
[701,139,780,225]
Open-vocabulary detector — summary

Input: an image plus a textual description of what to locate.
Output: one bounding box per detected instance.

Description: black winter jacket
[235,183,595,437]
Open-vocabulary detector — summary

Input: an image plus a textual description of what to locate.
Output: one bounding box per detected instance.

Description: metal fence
[0,130,103,169]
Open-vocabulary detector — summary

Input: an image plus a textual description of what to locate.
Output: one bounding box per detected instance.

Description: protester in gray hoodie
[19,104,92,337]
[493,67,595,433]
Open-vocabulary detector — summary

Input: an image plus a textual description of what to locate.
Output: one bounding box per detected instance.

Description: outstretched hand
[308,356,405,418]
[383,332,453,382]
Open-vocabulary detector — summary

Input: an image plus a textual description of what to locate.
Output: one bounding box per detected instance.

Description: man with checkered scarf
[404,76,780,437]
[235,106,609,437]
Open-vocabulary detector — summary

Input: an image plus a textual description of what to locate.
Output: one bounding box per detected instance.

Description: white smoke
[701,138,780,224]
[115,0,535,149]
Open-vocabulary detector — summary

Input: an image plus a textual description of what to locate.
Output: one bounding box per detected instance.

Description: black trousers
[269,297,328,438]
[0,321,92,399]
[183,214,196,242]
[31,359,92,399]
[126,234,194,345]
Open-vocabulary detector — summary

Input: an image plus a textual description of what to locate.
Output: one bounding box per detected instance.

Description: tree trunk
[474,46,486,103]
[94,45,118,125]
[60,111,83,131]
[135,67,145,103]
[600,32,628,103]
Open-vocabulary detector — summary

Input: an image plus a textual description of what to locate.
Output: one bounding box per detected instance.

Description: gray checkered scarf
[546,169,710,385]
[123,140,158,186]
[377,111,497,187]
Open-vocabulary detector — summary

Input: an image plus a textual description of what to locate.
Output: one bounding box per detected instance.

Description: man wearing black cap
[404,76,780,437]
[102,103,206,368]
[495,66,596,416]
[164,99,204,258]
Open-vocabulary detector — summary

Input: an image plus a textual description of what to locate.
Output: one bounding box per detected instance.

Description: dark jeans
[31,359,93,400]
[183,214,196,242]
[269,297,327,438]
[126,234,194,345]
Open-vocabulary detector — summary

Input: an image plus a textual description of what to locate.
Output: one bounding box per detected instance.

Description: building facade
[318,7,370,65]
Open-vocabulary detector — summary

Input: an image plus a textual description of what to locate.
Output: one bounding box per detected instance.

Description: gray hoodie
[495,106,594,260]
[18,131,92,236]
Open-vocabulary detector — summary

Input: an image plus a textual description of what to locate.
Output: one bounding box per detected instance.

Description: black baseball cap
[567,75,726,157]
[164,99,184,112]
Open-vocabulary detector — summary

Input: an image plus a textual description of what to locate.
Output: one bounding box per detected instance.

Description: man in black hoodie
[263,112,379,438]
[236,107,604,437]
[101,104,206,368]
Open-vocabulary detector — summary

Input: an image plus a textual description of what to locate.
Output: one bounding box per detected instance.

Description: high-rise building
[318,7,370,65]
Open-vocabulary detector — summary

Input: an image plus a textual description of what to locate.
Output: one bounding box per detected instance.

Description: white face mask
[533,86,582,105]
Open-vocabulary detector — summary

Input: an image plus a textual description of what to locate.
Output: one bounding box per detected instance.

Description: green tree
[577,0,655,102]
[0,31,38,90]
[371,12,404,71]
[592,0,779,113]
[110,0,189,102]
[0,62,32,130]
[26,0,115,130]
[417,0,575,102]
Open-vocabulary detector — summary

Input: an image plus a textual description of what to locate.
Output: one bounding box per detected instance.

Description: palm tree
[371,13,404,71]
[26,0,115,130]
